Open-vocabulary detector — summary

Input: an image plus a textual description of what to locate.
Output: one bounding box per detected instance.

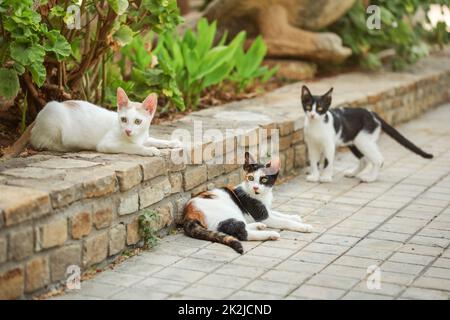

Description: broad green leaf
[108,0,129,15]
[0,68,20,98]
[29,62,46,87]
[44,30,72,61]
[113,25,134,46]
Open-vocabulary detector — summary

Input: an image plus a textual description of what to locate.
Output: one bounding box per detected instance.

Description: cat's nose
[253,186,259,192]
[125,129,132,136]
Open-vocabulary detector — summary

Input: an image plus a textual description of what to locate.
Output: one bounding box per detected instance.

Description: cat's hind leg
[344,146,369,178]
[354,134,384,183]
[247,222,267,230]
[145,137,183,149]
[246,229,280,241]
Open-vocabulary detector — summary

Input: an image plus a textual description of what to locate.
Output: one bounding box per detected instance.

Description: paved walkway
[55,104,450,300]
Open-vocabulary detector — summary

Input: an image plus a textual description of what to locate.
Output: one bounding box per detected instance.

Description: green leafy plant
[139,209,160,248]
[329,0,450,70]
[0,0,182,122]
[229,36,278,92]
[106,33,185,111]
[155,18,245,108]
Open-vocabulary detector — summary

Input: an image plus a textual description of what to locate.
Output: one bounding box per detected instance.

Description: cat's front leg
[320,142,335,183]
[271,210,302,223]
[306,143,320,182]
[264,216,313,233]
[97,141,161,157]
[145,137,183,149]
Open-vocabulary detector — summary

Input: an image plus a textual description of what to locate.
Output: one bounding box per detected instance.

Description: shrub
[330,0,450,70]
[0,0,182,121]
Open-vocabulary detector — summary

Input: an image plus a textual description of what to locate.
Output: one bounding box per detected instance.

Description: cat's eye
[134,119,142,125]
[305,105,312,111]
[247,175,254,181]
[260,177,268,184]
[121,117,127,123]
[317,107,323,112]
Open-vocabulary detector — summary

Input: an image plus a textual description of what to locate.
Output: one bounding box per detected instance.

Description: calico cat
[28,88,182,156]
[301,85,433,183]
[183,152,313,253]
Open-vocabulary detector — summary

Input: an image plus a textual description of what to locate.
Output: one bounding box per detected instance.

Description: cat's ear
[244,152,256,172]
[142,93,158,117]
[265,157,281,175]
[117,87,129,110]
[301,85,312,105]
[322,87,333,108]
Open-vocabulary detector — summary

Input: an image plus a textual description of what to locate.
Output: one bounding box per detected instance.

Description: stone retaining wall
[1,49,450,299]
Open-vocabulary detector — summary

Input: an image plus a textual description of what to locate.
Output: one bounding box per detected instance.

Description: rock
[25,256,50,293]
[0,185,51,226]
[50,244,82,282]
[0,267,24,300]
[264,59,317,80]
[109,224,126,256]
[71,211,92,240]
[83,232,108,267]
[204,0,356,62]
[38,218,68,249]
[9,227,34,261]
[126,218,140,245]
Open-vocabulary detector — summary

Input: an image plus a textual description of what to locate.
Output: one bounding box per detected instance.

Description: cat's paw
[306,174,320,182]
[298,224,313,233]
[293,215,303,222]
[319,175,332,183]
[268,231,280,241]
[357,173,377,183]
[168,140,183,148]
[145,147,161,157]
[344,169,357,178]
[255,223,267,230]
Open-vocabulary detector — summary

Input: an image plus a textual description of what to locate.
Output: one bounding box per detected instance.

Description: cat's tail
[1,121,35,160]
[183,219,244,254]
[374,113,433,159]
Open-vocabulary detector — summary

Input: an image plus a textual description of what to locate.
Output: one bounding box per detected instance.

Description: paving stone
[291,251,338,265]
[424,267,450,279]
[244,279,298,296]
[342,291,393,300]
[109,287,169,300]
[260,270,310,285]
[413,277,450,291]
[93,271,144,287]
[290,284,345,299]
[215,264,267,279]
[197,274,251,290]
[353,280,405,296]
[172,257,224,273]
[227,291,282,300]
[153,267,207,283]
[321,265,367,279]
[233,255,283,269]
[247,246,295,259]
[397,244,443,256]
[401,287,450,300]
[75,281,124,299]
[135,277,188,294]
[389,252,435,266]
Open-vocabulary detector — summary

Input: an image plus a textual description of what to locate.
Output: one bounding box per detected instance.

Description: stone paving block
[408,235,450,248]
[109,287,169,300]
[368,230,411,242]
[151,243,200,258]
[114,260,164,277]
[291,251,338,265]
[260,270,310,285]
[397,244,443,257]
[342,291,393,300]
[302,243,349,255]
[198,274,251,290]
[321,265,367,279]
[334,256,382,269]
[413,277,450,291]
[306,274,359,290]
[172,257,224,273]
[178,284,235,299]
[75,281,125,299]
[190,248,240,262]
[244,279,298,296]
[93,271,144,287]
[233,255,283,269]
[315,234,360,247]
[227,291,282,300]
[431,257,450,268]
[153,267,207,283]
[356,238,403,251]
[134,253,182,267]
[246,246,295,259]
[389,252,434,266]
[424,267,450,279]
[400,287,450,300]
[135,277,188,294]
[215,264,267,279]
[276,260,324,274]
[290,284,345,300]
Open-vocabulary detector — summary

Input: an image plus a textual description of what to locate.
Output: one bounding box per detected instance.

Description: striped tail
[183,219,244,254]
[374,113,433,159]
[1,121,35,160]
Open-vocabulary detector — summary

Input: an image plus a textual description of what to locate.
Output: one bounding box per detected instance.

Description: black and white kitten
[301,85,433,183]
[183,152,313,253]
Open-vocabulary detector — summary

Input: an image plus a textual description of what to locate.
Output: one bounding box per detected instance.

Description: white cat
[183,152,313,253]
[29,88,182,156]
